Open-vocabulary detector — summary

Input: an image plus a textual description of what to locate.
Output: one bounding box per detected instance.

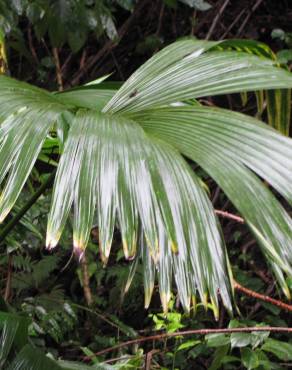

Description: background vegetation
[1,0,292,369]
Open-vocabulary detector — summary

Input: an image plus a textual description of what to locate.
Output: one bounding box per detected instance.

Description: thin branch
[156,2,165,36]
[145,349,160,370]
[205,0,231,40]
[220,8,245,39]
[52,47,63,91]
[215,210,244,224]
[212,186,221,205]
[236,0,264,36]
[234,280,292,312]
[85,326,292,360]
[27,27,39,64]
[0,170,56,243]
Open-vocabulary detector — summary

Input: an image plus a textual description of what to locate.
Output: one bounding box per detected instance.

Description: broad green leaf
[0,312,29,351]
[0,109,58,222]
[231,332,252,348]
[241,348,259,370]
[214,39,291,136]
[46,112,85,251]
[46,110,232,312]
[134,106,292,203]
[206,333,230,347]
[0,76,68,223]
[0,75,65,122]
[104,39,292,114]
[213,39,276,60]
[0,317,19,366]
[137,106,292,295]
[103,38,218,113]
[2,38,292,316]
[209,345,229,370]
[7,344,62,370]
[262,338,292,361]
[56,88,116,111]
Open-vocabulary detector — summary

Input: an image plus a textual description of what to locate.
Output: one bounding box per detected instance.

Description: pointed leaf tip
[160,292,171,314]
[122,238,137,261]
[99,242,111,266]
[0,207,11,223]
[73,244,85,262]
[45,235,59,250]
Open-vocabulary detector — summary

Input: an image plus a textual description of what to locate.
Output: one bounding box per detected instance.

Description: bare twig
[190,9,197,36]
[27,27,39,64]
[205,0,231,40]
[221,8,245,39]
[145,349,160,370]
[236,0,265,36]
[79,48,87,71]
[52,47,63,91]
[84,326,292,360]
[156,3,165,36]
[248,283,275,317]
[110,50,125,80]
[234,280,292,312]
[215,210,244,224]
[212,186,221,205]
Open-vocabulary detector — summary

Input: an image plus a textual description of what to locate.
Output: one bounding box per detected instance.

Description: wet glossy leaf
[137,106,292,296]
[206,333,230,347]
[231,332,252,348]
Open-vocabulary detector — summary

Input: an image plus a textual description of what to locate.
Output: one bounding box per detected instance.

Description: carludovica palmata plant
[1,38,292,318]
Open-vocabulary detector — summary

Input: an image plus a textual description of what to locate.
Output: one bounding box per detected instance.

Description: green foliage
[1,38,292,317]
[1,4,292,366]
[0,0,135,54]
[271,28,292,64]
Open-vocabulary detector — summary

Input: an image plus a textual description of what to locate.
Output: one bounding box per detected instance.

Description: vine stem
[0,170,56,243]
[85,326,292,360]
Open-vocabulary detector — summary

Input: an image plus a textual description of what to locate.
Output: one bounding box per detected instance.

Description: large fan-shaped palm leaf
[1,38,292,316]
